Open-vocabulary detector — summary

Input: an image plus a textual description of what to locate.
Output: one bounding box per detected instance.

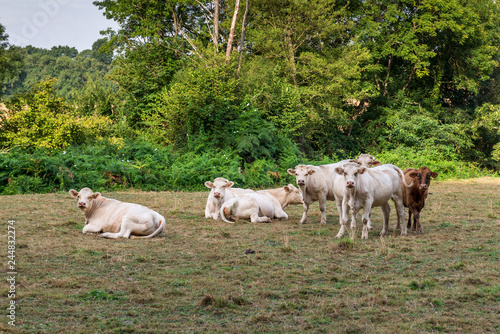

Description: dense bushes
[0,79,111,149]
[0,139,292,194]
[0,138,496,195]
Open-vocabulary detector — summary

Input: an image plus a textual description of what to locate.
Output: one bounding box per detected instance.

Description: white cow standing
[69,187,165,239]
[351,154,381,168]
[204,177,253,220]
[220,184,303,223]
[333,163,412,239]
[287,160,351,225]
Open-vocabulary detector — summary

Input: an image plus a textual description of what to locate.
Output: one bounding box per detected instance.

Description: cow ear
[409,172,418,178]
[227,181,234,188]
[334,167,344,175]
[287,168,296,176]
[307,169,316,175]
[349,159,357,163]
[371,160,381,167]
[204,181,214,189]
[283,186,291,193]
[91,192,101,200]
[69,189,79,198]
[430,171,438,178]
[359,167,367,174]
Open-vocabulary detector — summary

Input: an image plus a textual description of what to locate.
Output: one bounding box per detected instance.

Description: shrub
[0,78,111,150]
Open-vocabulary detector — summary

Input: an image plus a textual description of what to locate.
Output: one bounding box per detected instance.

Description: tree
[0,78,110,149]
[355,0,500,107]
[0,24,23,96]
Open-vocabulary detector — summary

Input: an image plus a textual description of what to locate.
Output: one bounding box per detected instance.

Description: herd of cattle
[69,154,438,240]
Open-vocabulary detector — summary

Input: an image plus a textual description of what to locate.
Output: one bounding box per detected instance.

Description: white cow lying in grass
[69,187,165,239]
[204,177,254,220]
[333,163,412,239]
[220,184,303,223]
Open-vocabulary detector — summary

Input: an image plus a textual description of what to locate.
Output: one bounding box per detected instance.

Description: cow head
[287,165,315,187]
[408,167,438,191]
[204,177,234,201]
[350,154,381,168]
[69,187,101,212]
[282,184,303,208]
[335,163,367,189]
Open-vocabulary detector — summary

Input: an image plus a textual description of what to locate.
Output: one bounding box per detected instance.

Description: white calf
[287,160,350,225]
[220,185,302,223]
[333,164,410,239]
[204,177,253,220]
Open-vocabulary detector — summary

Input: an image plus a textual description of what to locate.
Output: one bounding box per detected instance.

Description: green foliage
[0,23,23,96]
[376,147,494,180]
[0,78,111,150]
[73,76,120,117]
[3,44,111,98]
[146,65,239,147]
[1,0,500,192]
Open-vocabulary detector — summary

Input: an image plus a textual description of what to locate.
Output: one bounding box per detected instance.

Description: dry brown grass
[0,178,499,333]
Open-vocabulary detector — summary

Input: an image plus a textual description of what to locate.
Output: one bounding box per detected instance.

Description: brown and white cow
[333,163,412,239]
[220,184,303,223]
[396,167,438,233]
[69,187,165,239]
[287,160,350,225]
[204,177,253,220]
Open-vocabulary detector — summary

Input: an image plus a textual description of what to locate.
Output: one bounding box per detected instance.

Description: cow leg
[412,209,423,233]
[273,207,289,221]
[379,202,390,237]
[250,213,272,223]
[335,198,346,238]
[407,210,412,229]
[318,195,327,225]
[299,201,311,224]
[100,215,141,239]
[99,224,130,239]
[82,224,102,234]
[336,199,350,238]
[395,203,401,230]
[361,209,371,240]
[396,200,408,237]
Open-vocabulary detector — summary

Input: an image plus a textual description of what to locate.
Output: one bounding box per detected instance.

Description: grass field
[1,178,499,333]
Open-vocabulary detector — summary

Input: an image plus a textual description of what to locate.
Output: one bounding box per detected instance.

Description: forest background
[0,0,499,195]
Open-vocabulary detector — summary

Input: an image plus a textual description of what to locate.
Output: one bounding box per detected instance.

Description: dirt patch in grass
[0,178,499,332]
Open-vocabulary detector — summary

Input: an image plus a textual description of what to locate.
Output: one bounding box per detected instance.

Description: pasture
[1,178,499,333]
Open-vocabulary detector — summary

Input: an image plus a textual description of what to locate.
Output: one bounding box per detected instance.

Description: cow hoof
[361,234,368,240]
[379,230,386,237]
[320,222,326,225]
[401,232,408,237]
[395,225,401,230]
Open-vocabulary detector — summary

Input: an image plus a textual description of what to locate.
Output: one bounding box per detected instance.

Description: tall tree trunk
[383,54,393,96]
[213,0,219,52]
[237,0,250,76]
[225,0,240,64]
[286,31,297,86]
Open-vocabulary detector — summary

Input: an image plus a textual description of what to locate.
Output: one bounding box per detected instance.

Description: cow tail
[130,218,165,239]
[394,166,413,188]
[220,201,235,223]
